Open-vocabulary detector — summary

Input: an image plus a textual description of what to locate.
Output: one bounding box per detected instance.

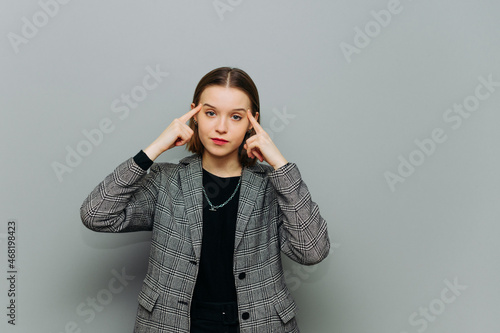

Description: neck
[202,150,242,177]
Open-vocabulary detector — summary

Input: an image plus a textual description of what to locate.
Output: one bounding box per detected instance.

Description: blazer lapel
[179,155,204,260]
[234,163,268,251]
[179,155,269,258]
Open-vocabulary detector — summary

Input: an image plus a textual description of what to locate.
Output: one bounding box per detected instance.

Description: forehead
[200,86,250,109]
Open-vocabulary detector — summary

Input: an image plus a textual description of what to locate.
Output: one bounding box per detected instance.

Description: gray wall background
[1,0,499,332]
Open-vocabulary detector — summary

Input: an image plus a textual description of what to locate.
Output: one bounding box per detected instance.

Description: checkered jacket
[80,154,330,332]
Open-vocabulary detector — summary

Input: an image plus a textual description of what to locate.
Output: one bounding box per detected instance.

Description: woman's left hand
[244,109,288,170]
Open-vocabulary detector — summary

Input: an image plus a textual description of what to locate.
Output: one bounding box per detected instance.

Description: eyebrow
[203,103,246,113]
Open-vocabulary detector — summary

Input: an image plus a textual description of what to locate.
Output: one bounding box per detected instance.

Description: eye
[231,114,242,121]
[205,111,216,117]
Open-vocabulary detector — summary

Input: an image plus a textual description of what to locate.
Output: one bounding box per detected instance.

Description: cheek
[233,126,249,142]
[196,119,211,133]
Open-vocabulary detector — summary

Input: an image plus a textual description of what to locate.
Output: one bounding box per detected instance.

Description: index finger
[179,104,202,123]
[247,109,263,134]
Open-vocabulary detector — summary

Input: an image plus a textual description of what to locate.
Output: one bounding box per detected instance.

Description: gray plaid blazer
[80,154,330,333]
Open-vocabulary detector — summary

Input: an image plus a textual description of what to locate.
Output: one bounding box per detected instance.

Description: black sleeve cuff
[133,150,154,170]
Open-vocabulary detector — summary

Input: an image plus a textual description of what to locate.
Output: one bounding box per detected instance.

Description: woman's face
[192,85,254,163]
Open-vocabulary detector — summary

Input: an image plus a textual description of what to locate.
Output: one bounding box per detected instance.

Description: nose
[215,117,228,134]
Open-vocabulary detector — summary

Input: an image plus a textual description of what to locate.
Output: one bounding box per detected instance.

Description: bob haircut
[187,67,260,167]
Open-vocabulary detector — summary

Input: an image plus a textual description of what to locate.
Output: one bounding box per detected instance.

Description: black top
[133,151,239,302]
[192,168,240,302]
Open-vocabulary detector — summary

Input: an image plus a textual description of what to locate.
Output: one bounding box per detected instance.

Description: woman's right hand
[143,104,202,161]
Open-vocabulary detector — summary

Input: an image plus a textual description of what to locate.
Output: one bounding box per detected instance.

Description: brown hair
[187,67,260,167]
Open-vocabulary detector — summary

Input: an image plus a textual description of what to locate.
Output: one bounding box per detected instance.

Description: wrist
[271,157,288,170]
[143,143,165,161]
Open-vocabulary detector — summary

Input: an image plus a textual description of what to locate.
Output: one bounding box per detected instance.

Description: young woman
[80,67,330,333]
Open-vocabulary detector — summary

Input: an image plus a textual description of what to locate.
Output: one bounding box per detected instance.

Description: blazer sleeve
[80,156,163,233]
[268,162,330,265]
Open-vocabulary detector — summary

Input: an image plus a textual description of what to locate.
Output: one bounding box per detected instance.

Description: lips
[211,138,228,145]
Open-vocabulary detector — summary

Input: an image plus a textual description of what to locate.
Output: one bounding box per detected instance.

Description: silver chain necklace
[202,176,242,212]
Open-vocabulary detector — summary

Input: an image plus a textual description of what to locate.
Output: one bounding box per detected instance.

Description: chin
[203,146,239,159]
